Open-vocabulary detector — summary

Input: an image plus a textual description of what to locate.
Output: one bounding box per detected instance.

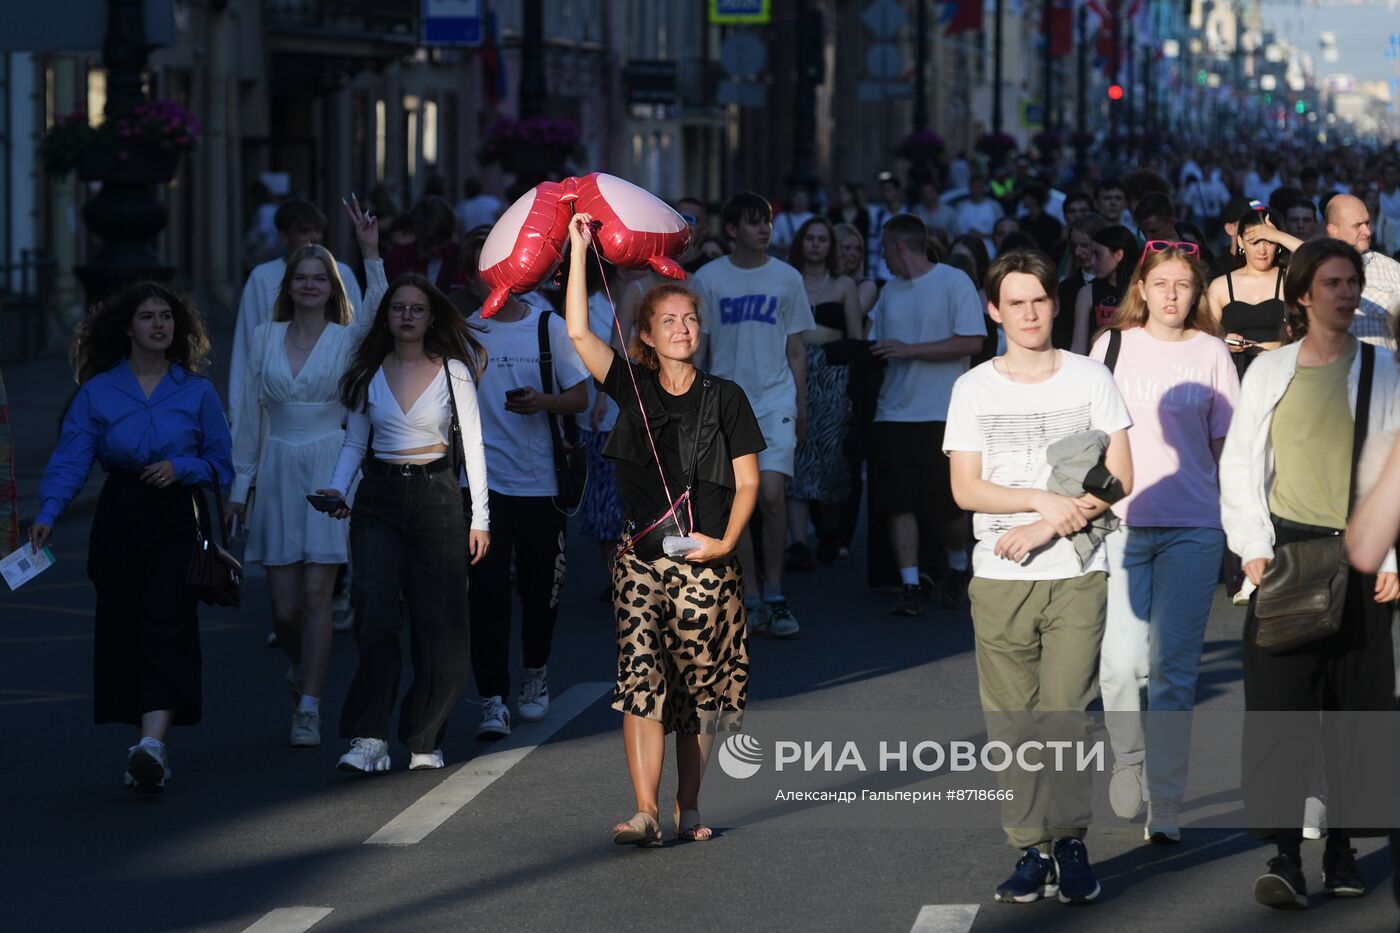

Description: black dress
[1220,268,1286,377]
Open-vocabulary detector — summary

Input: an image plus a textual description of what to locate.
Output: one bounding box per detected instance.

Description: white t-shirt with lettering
[694,256,814,419]
[943,352,1132,581]
[467,305,590,497]
[869,264,987,423]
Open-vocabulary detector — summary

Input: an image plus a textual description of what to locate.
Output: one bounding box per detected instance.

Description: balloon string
[592,246,687,526]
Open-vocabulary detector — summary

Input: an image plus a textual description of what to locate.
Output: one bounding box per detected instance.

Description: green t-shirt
[1268,345,1355,530]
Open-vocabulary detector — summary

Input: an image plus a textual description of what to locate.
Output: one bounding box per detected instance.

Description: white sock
[899,566,920,587]
[297,694,320,714]
[946,549,969,573]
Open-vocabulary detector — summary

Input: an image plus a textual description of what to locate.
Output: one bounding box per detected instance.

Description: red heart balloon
[478,179,577,317]
[572,173,691,279]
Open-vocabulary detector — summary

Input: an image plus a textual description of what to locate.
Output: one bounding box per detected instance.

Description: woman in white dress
[226,243,364,747]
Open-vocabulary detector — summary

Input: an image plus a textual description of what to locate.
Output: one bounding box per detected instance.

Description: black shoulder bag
[1253,342,1374,654]
[537,310,588,513]
[186,463,243,608]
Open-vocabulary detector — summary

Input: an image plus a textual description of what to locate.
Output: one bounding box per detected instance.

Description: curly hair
[631,284,701,371]
[273,245,353,325]
[71,281,211,385]
[338,274,487,411]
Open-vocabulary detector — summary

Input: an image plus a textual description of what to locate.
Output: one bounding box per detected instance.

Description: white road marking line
[910,904,979,933]
[365,681,612,846]
[241,907,332,933]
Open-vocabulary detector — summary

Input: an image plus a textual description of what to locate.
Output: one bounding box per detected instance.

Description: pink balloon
[572,173,691,279]
[478,179,577,317]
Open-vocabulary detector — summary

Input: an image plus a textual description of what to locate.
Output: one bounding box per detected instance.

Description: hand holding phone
[307,492,348,515]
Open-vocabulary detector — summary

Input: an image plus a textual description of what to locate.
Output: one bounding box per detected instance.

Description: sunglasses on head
[1143,239,1200,257]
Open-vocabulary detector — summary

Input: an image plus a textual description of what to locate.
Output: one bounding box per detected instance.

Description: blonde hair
[1097,245,1216,342]
[273,245,352,325]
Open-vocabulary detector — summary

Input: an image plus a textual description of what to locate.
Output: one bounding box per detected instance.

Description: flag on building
[942,0,983,35]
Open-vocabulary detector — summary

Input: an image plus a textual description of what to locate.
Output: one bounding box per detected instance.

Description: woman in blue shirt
[28,282,232,794]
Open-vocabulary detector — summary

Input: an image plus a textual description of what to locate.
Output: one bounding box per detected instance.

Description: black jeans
[340,462,470,753]
[1242,517,1399,843]
[467,492,566,700]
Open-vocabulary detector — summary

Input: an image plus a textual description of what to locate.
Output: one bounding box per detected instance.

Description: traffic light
[1108,83,1125,101]
[1295,100,1307,114]
[1196,70,1208,85]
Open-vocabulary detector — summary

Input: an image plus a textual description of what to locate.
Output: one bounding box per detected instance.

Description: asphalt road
[3,507,1399,933]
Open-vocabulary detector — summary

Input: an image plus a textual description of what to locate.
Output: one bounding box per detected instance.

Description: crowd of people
[20,137,1400,915]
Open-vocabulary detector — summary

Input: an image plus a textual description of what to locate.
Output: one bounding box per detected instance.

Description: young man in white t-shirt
[944,249,1133,906]
[463,230,590,738]
[693,191,815,638]
[869,213,986,616]
[229,200,364,429]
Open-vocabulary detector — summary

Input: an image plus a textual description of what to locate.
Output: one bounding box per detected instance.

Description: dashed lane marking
[0,689,90,706]
[910,904,980,933]
[365,682,612,846]
[240,907,333,933]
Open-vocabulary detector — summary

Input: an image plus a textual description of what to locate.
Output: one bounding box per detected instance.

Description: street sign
[719,31,767,77]
[1021,101,1045,130]
[709,0,771,25]
[866,43,903,81]
[717,79,768,107]
[422,0,483,47]
[862,0,907,39]
[623,59,679,106]
[1,0,175,53]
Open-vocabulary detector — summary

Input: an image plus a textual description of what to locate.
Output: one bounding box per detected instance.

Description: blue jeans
[1099,525,1224,803]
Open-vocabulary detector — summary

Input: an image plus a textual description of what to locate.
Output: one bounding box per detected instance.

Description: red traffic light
[1107,83,1125,101]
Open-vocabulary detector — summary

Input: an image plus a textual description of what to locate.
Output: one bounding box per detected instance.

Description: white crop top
[328,358,490,531]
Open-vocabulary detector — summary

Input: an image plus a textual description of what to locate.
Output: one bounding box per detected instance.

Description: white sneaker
[1109,761,1145,820]
[337,737,390,773]
[409,749,445,770]
[290,709,321,747]
[517,666,550,722]
[477,695,511,739]
[1303,796,1327,839]
[126,737,169,794]
[1144,796,1182,843]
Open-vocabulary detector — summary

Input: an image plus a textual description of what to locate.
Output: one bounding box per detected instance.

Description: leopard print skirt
[611,553,749,735]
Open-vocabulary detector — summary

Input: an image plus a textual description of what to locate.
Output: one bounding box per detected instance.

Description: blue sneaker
[1053,837,1101,904]
[994,847,1059,903]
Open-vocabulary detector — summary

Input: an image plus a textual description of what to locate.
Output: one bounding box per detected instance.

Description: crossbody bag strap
[1348,341,1375,511]
[443,360,466,477]
[537,309,566,469]
[1104,328,1123,374]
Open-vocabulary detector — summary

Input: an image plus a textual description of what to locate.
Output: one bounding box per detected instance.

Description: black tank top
[1221,269,1285,344]
[1221,268,1285,376]
[812,300,846,334]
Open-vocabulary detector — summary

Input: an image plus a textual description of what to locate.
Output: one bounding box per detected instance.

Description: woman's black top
[1221,268,1286,345]
[1055,274,1089,350]
[1091,278,1122,329]
[600,351,765,539]
[812,300,847,333]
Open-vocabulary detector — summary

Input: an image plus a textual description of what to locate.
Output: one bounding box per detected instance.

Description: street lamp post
[992,0,1005,134]
[74,0,176,310]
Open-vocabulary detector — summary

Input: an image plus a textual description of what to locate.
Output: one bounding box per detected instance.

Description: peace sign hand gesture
[342,193,379,261]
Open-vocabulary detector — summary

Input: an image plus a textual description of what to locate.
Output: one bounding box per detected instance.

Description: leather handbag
[1253,343,1373,654]
[186,464,243,608]
[537,310,588,513]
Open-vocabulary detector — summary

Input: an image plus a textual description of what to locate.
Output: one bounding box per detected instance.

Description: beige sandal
[612,811,662,847]
[674,805,712,842]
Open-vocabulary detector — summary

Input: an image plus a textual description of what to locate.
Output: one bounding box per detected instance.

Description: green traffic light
[1294,100,1307,114]
[1196,70,1207,85]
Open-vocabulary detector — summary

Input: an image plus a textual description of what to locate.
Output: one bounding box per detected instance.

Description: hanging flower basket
[476,116,587,169]
[896,131,947,164]
[975,132,1019,160]
[39,99,199,182]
